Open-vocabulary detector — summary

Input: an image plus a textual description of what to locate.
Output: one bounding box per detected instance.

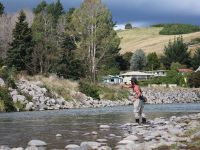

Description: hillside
[118,27,200,55]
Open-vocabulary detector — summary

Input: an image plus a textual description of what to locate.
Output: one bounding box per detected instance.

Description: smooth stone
[80,142,101,149]
[11,148,24,150]
[97,146,111,150]
[0,145,10,150]
[28,140,47,147]
[96,139,107,143]
[99,125,110,129]
[124,135,138,141]
[118,140,135,145]
[109,134,116,137]
[91,131,98,135]
[56,134,62,137]
[25,146,39,150]
[83,133,90,136]
[65,144,80,150]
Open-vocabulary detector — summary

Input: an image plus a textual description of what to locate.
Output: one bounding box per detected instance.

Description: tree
[32,12,57,74]
[33,0,64,24]
[72,0,120,82]
[191,48,200,70]
[130,49,147,71]
[56,9,85,80]
[125,23,132,29]
[0,2,4,15]
[146,52,160,70]
[6,10,34,72]
[116,52,133,71]
[161,36,190,69]
[0,10,34,60]
[170,62,186,70]
[47,0,64,23]
[33,0,47,14]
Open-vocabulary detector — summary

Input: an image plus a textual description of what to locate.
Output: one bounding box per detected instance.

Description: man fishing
[123,77,147,124]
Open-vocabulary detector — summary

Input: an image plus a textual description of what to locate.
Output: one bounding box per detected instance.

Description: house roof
[103,75,123,79]
[177,69,193,73]
[195,66,200,72]
[121,71,153,76]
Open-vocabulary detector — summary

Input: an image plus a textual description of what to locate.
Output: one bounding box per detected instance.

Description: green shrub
[79,81,100,100]
[0,66,17,88]
[0,87,16,112]
[140,70,186,86]
[14,101,25,111]
[188,72,200,88]
[159,24,200,35]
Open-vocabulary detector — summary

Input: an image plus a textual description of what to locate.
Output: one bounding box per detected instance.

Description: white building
[120,71,154,84]
[144,70,167,77]
[103,75,123,84]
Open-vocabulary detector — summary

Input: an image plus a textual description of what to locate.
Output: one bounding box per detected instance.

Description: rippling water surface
[0,103,200,149]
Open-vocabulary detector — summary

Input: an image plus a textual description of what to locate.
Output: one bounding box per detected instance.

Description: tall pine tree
[6,10,34,72]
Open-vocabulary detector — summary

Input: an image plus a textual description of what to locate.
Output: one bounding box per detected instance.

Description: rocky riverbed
[142,87,200,104]
[1,113,200,150]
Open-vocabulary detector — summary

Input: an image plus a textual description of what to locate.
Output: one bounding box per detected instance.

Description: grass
[117,27,200,55]
[0,100,5,112]
[27,75,79,101]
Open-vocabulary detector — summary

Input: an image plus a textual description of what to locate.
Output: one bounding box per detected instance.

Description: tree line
[0,0,120,82]
[0,0,200,83]
[126,36,200,71]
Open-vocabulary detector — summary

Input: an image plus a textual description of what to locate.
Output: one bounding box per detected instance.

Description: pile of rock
[118,113,200,150]
[9,79,132,111]
[142,87,200,104]
[11,80,68,111]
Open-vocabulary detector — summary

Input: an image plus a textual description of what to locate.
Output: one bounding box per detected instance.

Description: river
[0,103,200,149]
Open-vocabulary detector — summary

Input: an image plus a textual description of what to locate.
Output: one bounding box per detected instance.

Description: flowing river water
[0,103,200,149]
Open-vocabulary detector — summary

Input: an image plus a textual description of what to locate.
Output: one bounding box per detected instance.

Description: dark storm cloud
[1,0,200,27]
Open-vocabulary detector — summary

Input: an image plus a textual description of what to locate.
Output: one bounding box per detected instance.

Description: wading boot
[142,118,146,124]
[135,119,140,124]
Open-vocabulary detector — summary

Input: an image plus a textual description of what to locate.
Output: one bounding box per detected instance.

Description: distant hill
[117,27,200,55]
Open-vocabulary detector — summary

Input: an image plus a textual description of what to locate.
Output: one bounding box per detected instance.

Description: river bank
[1,111,200,150]
[1,77,200,112]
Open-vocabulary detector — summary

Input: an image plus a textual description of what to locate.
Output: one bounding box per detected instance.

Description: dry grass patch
[118,27,200,55]
[27,75,79,101]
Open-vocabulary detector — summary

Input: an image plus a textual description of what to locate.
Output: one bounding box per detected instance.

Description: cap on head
[130,77,137,84]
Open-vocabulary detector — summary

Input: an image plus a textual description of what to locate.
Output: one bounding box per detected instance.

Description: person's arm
[121,83,132,89]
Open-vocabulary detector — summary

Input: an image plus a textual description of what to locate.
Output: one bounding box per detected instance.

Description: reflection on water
[0,103,200,149]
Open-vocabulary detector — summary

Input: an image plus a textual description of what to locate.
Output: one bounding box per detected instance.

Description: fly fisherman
[122,77,147,124]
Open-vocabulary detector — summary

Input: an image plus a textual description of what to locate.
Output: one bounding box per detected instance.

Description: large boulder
[27,140,47,150]
[25,102,34,111]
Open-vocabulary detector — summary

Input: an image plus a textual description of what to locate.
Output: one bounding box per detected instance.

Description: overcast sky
[1,0,200,29]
